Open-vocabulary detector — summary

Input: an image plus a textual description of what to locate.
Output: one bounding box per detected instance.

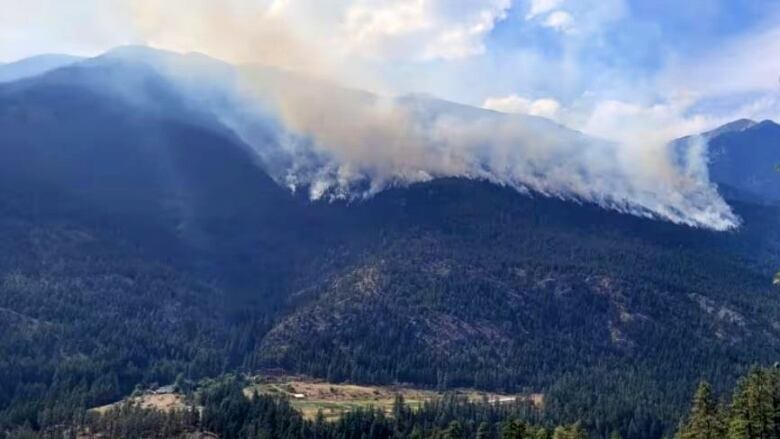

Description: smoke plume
[194,65,737,231]
[118,0,740,231]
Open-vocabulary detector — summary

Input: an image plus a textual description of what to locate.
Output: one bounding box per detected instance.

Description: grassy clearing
[244,376,541,421]
[90,393,188,415]
[88,375,541,422]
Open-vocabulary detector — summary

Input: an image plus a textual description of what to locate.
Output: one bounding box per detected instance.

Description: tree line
[9,376,596,439]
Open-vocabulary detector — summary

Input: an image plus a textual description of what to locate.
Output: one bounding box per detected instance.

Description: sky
[1,0,779,145]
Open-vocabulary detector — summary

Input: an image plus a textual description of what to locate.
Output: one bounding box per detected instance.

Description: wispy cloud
[542,10,575,32]
[525,0,564,19]
[483,94,562,119]
[341,0,512,60]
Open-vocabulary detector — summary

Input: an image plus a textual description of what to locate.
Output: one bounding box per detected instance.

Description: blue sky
[379,0,778,101]
[1,0,779,141]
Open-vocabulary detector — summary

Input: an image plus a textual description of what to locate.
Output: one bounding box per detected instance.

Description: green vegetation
[21,366,780,438]
[244,377,531,421]
[246,381,426,421]
[26,376,570,439]
[676,366,780,439]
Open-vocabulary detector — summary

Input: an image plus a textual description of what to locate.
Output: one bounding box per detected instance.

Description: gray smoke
[116,47,739,231]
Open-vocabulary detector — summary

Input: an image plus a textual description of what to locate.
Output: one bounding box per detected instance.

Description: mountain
[96,46,736,231]
[674,118,780,203]
[0,47,779,438]
[707,119,780,202]
[703,118,758,139]
[0,54,83,83]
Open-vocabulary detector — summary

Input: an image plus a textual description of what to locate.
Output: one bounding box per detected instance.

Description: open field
[90,393,189,415]
[88,375,542,422]
[245,375,542,421]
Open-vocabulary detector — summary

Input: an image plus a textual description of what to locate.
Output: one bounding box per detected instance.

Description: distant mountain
[706,119,780,202]
[0,47,779,438]
[0,53,83,83]
[703,118,758,139]
[0,49,338,291]
[671,118,780,203]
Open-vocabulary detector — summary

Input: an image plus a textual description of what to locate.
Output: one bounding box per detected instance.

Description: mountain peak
[101,45,177,60]
[705,117,780,202]
[704,118,758,139]
[703,118,780,141]
[756,119,780,130]
[100,45,227,65]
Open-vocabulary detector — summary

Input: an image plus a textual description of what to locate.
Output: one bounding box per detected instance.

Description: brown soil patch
[91,393,187,414]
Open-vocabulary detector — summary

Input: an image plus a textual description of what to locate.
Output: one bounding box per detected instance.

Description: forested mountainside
[0,49,779,438]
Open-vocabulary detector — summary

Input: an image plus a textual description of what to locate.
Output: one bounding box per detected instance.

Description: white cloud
[588,13,780,147]
[483,94,562,119]
[661,24,780,98]
[525,0,564,20]
[2,0,512,69]
[524,0,626,37]
[481,92,726,151]
[123,0,514,90]
[542,10,574,32]
[342,0,511,60]
[581,99,711,147]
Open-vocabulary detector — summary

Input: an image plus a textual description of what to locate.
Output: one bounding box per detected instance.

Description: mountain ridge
[2,46,740,230]
[0,53,83,83]
[706,119,780,203]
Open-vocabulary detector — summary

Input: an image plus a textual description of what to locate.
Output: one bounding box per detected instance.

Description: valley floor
[91,374,543,422]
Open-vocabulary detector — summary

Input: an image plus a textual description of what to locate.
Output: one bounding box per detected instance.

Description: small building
[154,385,176,395]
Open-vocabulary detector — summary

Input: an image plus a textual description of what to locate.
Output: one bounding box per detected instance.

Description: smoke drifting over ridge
[223,69,738,231]
[111,45,739,232]
[103,0,740,231]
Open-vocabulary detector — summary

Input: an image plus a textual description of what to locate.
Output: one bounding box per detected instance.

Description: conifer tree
[726,368,780,439]
[728,386,750,439]
[534,427,550,439]
[677,381,725,439]
[502,419,526,438]
[552,425,568,439]
[445,420,464,439]
[476,421,491,439]
[568,422,588,439]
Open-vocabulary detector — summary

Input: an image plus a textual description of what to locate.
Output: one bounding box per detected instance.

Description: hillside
[0,49,779,438]
[708,119,780,202]
[0,54,82,83]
